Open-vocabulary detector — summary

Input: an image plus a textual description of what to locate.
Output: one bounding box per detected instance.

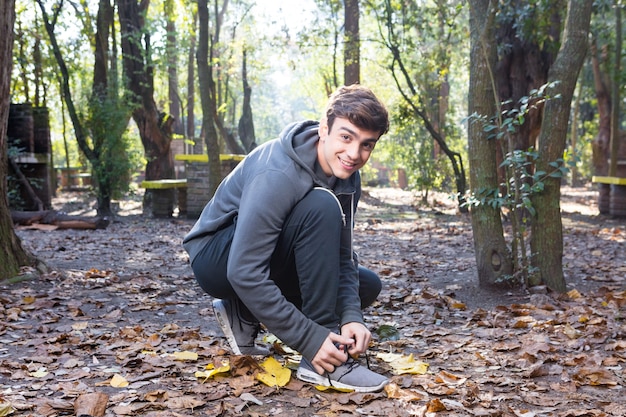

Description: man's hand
[340,322,371,356]
[310,324,371,374]
[310,332,354,374]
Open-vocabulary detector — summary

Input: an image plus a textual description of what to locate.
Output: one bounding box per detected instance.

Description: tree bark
[344,0,360,85]
[238,49,256,152]
[187,11,200,152]
[468,0,514,287]
[198,0,222,197]
[118,0,175,214]
[530,0,593,292]
[494,0,562,186]
[1,0,33,279]
[165,0,182,136]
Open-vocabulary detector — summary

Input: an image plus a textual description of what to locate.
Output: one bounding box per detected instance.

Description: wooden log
[11,210,110,229]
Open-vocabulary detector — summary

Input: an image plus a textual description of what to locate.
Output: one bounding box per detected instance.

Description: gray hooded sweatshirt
[182,120,363,361]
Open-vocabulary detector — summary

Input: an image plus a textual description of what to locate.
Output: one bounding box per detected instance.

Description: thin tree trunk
[238,49,256,152]
[468,0,514,287]
[118,0,175,215]
[344,0,360,85]
[608,3,622,176]
[198,0,222,197]
[530,0,593,292]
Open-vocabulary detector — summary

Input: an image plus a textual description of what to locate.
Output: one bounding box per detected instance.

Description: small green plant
[465,82,577,286]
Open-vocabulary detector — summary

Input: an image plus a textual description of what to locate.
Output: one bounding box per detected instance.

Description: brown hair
[324,85,390,138]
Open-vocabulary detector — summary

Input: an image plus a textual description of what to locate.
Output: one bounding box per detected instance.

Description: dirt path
[1,185,625,416]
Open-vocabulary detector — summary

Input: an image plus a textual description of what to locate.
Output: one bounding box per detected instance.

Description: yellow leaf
[314,384,354,392]
[255,357,291,387]
[567,289,582,299]
[29,368,48,378]
[0,401,16,417]
[171,351,198,361]
[110,374,129,388]
[22,295,35,304]
[377,352,429,375]
[194,362,230,381]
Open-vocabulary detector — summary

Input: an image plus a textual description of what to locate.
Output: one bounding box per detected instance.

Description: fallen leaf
[110,374,129,388]
[256,357,291,387]
[171,351,198,361]
[195,361,230,381]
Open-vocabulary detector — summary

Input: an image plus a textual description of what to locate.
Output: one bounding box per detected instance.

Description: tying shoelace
[324,346,372,387]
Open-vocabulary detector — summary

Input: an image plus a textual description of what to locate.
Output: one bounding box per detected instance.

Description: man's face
[317,117,380,180]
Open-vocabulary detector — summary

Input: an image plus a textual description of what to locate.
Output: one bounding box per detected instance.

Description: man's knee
[358,266,382,309]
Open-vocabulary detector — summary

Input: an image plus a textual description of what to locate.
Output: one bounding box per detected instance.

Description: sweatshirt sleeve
[227,170,329,360]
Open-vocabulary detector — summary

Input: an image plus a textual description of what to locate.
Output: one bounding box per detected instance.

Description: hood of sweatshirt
[279,120,358,194]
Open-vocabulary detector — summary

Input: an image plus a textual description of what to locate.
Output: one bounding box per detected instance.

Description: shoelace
[325,346,372,386]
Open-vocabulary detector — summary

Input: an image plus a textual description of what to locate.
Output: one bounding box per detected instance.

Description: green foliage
[465,82,574,286]
[86,93,142,200]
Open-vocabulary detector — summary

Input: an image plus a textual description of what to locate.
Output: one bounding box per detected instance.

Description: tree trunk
[530,0,593,292]
[468,0,514,287]
[238,49,256,152]
[494,0,562,187]
[589,38,612,176]
[344,0,360,85]
[118,0,175,214]
[37,0,127,217]
[187,11,200,153]
[198,0,222,197]
[165,0,182,136]
[608,4,622,177]
[1,0,33,279]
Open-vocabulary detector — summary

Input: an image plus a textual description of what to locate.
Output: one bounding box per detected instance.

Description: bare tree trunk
[589,38,612,176]
[198,0,222,197]
[118,0,175,214]
[238,49,256,152]
[1,0,33,279]
[608,4,622,177]
[187,11,200,153]
[530,0,593,292]
[468,0,514,287]
[165,0,182,136]
[344,0,360,85]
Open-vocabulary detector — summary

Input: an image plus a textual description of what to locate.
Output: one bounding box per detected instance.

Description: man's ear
[318,118,328,137]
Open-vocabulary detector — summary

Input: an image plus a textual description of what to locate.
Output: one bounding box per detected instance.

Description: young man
[183,85,390,392]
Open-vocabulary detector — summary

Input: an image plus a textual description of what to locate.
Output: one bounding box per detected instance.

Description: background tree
[165,0,183,138]
[529,0,593,291]
[197,0,222,197]
[369,0,468,208]
[1,0,33,279]
[467,0,593,291]
[37,0,135,217]
[118,0,176,213]
[468,0,514,287]
[344,0,360,85]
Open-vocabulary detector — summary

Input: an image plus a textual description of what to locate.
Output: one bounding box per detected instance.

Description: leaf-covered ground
[1,186,625,416]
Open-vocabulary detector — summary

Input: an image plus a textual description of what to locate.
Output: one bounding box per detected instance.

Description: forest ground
[1,185,625,416]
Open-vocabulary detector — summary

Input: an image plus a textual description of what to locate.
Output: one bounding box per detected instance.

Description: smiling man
[183,85,390,392]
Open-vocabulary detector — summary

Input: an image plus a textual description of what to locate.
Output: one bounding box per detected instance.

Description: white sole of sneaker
[296,366,388,393]
[212,300,242,355]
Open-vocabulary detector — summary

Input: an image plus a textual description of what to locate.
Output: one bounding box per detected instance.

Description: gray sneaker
[296,356,388,392]
[212,299,270,356]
